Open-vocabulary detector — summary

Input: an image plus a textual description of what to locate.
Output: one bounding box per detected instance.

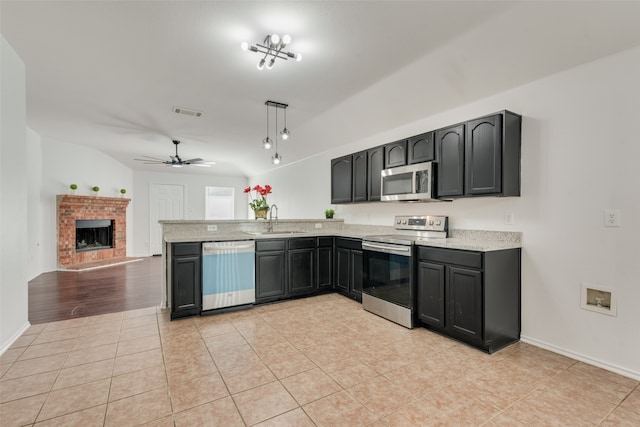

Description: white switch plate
[207,225,218,232]
[504,212,514,225]
[604,210,621,227]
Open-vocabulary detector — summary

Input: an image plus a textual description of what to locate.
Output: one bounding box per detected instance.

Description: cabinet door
[350,250,363,298]
[171,255,201,318]
[331,155,352,204]
[256,251,286,300]
[317,245,333,289]
[466,114,502,195]
[335,247,350,292]
[436,124,465,197]
[384,140,408,168]
[417,261,445,327]
[367,146,384,201]
[289,248,315,295]
[447,266,482,340]
[408,132,435,164]
[352,150,368,202]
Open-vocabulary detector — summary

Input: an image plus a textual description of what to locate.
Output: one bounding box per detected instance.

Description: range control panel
[394,215,448,232]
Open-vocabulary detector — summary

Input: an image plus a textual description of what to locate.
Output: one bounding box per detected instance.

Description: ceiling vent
[172,106,203,117]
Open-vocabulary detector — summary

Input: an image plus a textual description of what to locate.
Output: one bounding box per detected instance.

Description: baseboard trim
[521,335,640,381]
[0,321,31,356]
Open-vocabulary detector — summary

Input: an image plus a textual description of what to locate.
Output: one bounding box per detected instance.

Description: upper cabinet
[367,146,384,202]
[436,111,521,199]
[408,131,435,164]
[352,150,368,202]
[331,155,352,204]
[330,110,521,204]
[384,140,408,169]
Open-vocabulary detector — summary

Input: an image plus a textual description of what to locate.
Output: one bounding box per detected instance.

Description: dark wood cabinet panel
[331,155,352,204]
[351,250,363,297]
[171,243,201,320]
[417,261,445,327]
[255,249,286,302]
[334,238,362,301]
[367,146,384,201]
[352,150,368,202]
[436,124,465,198]
[335,247,350,293]
[465,114,502,195]
[417,246,521,353]
[408,132,435,164]
[384,140,408,169]
[289,248,315,295]
[317,238,333,289]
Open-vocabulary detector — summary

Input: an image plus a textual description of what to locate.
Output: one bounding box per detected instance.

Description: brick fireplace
[57,195,131,268]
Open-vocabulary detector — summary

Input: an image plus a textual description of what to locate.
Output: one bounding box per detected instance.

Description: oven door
[362,241,413,309]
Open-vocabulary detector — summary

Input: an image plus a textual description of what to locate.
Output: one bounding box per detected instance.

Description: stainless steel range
[362,215,448,328]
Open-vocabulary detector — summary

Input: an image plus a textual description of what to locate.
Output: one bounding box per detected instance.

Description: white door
[150,184,184,255]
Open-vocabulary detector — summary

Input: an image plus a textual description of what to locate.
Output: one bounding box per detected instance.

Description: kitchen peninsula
[161,219,522,352]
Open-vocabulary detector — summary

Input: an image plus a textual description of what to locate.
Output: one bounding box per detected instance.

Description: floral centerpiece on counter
[244,184,272,219]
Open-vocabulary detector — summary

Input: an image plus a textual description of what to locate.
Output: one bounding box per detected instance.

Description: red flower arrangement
[244,184,272,211]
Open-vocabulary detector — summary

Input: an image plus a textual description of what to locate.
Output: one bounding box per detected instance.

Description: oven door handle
[362,242,412,257]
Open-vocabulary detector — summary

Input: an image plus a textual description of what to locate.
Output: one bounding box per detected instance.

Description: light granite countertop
[162,220,521,252]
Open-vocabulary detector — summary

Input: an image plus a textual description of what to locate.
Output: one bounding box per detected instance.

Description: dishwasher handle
[203,241,255,254]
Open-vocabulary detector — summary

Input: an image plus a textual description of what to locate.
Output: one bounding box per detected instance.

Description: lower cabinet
[317,237,334,289]
[255,237,322,304]
[417,246,521,353]
[171,242,201,320]
[335,238,363,301]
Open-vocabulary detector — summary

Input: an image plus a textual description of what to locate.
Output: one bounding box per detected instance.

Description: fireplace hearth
[57,195,130,268]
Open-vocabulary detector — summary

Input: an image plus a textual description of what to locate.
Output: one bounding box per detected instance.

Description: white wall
[253,46,640,379]
[1,36,29,351]
[132,171,248,256]
[39,138,135,272]
[26,128,43,280]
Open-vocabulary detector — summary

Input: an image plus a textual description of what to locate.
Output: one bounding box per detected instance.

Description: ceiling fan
[134,140,215,168]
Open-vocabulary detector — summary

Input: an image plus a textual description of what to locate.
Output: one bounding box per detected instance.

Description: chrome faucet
[267,204,278,232]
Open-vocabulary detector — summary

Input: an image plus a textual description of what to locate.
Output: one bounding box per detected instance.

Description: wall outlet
[604,210,620,227]
[504,212,514,225]
[315,223,322,229]
[207,225,218,232]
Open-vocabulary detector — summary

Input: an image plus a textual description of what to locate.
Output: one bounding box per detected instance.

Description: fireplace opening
[76,219,114,252]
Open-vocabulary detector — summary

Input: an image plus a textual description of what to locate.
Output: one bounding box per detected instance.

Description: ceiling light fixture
[242,34,302,70]
[263,100,290,165]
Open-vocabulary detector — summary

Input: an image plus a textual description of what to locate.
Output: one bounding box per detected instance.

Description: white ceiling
[2,1,640,177]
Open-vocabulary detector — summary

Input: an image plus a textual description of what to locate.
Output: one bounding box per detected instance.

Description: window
[205,187,234,219]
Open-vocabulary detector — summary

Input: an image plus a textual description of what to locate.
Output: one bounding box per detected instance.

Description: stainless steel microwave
[380,162,436,201]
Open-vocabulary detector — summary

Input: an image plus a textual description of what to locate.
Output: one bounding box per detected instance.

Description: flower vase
[254,207,269,220]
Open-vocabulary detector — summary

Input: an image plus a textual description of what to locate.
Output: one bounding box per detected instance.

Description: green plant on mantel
[92,186,100,193]
[325,209,335,219]
[120,188,127,195]
[69,183,78,191]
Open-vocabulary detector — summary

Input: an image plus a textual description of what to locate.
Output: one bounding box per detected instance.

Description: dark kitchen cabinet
[367,146,384,201]
[436,111,521,199]
[384,139,408,169]
[255,240,287,303]
[408,131,435,164]
[352,150,368,202]
[335,238,363,301]
[317,237,334,290]
[436,124,465,198]
[417,246,521,353]
[288,238,316,296]
[331,155,352,204]
[171,242,201,320]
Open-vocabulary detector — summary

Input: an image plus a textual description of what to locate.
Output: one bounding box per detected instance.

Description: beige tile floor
[1,293,638,426]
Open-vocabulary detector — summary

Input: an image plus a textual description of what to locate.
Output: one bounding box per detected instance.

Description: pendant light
[280,106,290,140]
[272,101,281,165]
[263,105,272,149]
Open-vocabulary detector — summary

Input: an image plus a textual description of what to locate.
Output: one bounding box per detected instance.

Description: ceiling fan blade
[182,158,203,163]
[135,155,168,161]
[190,163,213,167]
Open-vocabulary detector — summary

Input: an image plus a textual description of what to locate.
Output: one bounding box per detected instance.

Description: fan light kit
[241,34,302,70]
[134,140,215,168]
[263,101,291,165]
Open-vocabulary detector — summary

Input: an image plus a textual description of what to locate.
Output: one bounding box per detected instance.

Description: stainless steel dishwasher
[202,240,255,311]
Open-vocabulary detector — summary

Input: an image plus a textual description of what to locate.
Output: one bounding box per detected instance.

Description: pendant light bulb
[257,58,265,70]
[282,34,291,45]
[266,57,275,70]
[240,41,249,51]
[263,137,272,150]
[270,34,280,45]
[272,152,282,165]
[281,128,290,140]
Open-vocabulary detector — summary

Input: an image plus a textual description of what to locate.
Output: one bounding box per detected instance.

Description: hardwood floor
[28,256,163,324]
